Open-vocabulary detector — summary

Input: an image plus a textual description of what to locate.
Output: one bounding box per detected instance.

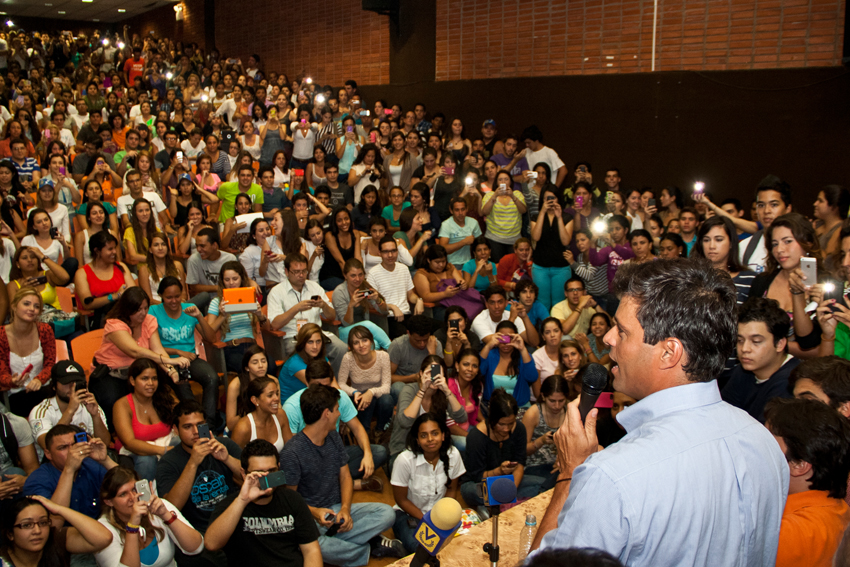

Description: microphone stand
[482,505,500,567]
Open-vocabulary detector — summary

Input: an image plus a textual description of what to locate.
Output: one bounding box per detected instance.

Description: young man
[154,129,181,171]
[123,46,145,86]
[259,165,291,219]
[205,439,321,567]
[283,361,386,490]
[114,128,141,174]
[10,138,40,191]
[739,175,792,272]
[366,235,424,339]
[387,315,441,404]
[438,197,482,268]
[480,119,503,158]
[471,285,540,347]
[491,135,528,191]
[721,297,799,423]
[28,362,110,460]
[324,165,353,210]
[413,103,431,135]
[604,168,621,192]
[766,398,850,567]
[678,207,700,255]
[217,164,263,222]
[116,169,170,231]
[519,125,566,188]
[789,356,850,417]
[23,424,117,519]
[280,384,403,565]
[551,276,604,336]
[75,110,107,149]
[186,227,238,312]
[156,400,242,567]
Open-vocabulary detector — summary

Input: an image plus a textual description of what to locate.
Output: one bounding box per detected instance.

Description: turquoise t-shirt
[278,354,309,402]
[283,386,358,434]
[462,259,497,292]
[381,202,411,229]
[208,297,254,343]
[149,303,197,353]
[77,201,117,217]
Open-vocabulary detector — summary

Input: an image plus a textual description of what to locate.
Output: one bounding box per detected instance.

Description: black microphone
[578,362,609,423]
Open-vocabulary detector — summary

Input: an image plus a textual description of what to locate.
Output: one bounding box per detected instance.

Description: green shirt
[216,182,264,222]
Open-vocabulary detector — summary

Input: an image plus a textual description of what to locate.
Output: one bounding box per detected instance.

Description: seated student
[29,361,110,461]
[337,326,393,441]
[434,306,482,367]
[459,388,545,509]
[7,246,70,310]
[721,297,799,423]
[575,312,613,368]
[388,315,443,405]
[74,230,136,329]
[388,357,468,468]
[186,228,238,315]
[279,323,331,403]
[522,375,568,492]
[226,345,278,433]
[496,238,533,292]
[0,288,56,416]
[438,196,482,269]
[551,276,604,336]
[24,424,118,519]
[221,193,255,255]
[149,277,221,429]
[533,317,568,386]
[138,233,188,305]
[479,320,538,410]
[95,466,204,567]
[283,360,387,492]
[471,285,540,348]
[280,383,404,564]
[205,439,321,567]
[113,359,178,481]
[0,495,113,566]
[332,258,391,349]
[413,244,475,322]
[365,235,424,339]
[390,413,465,555]
[462,237,498,292]
[788,356,850,417]
[231,376,293,451]
[446,347,485,450]
[514,279,551,331]
[766,398,850,567]
[123,198,161,267]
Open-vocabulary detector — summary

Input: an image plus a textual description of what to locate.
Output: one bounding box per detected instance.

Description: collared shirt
[390,448,465,513]
[28,396,107,461]
[266,278,332,338]
[24,459,107,519]
[538,381,788,567]
[776,490,850,567]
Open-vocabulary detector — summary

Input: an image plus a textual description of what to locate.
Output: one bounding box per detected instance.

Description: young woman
[624,228,656,265]
[194,154,221,194]
[134,100,155,129]
[331,258,390,347]
[692,215,756,305]
[206,261,268,373]
[82,155,123,205]
[383,131,416,193]
[435,306,482,369]
[410,147,440,189]
[278,323,328,402]
[658,232,687,259]
[555,339,587,400]
[77,179,119,234]
[176,204,214,258]
[305,144,328,190]
[442,118,471,164]
[335,115,365,179]
[413,244,471,321]
[659,185,683,226]
[110,114,130,150]
[496,237,533,292]
[230,375,292,451]
[0,161,28,239]
[169,174,219,228]
[445,347,484,450]
[338,326,393,437]
[96,466,204,567]
[225,345,278,432]
[481,170,526,262]
[75,231,136,328]
[302,219,325,283]
[813,185,849,258]
[138,234,187,305]
[7,246,68,310]
[240,218,273,292]
[240,121,262,162]
[532,317,567,386]
[432,153,461,222]
[321,207,361,291]
[32,180,71,246]
[123,199,160,267]
[220,193,253,254]
[587,215,634,307]
[459,388,544,507]
[406,183,441,241]
[1,496,112,567]
[531,187,573,310]
[575,312,613,368]
[347,144,382,204]
[351,184,382,232]
[390,413,465,555]
[21,208,74,283]
[381,186,410,231]
[521,374,568,492]
[0,288,55,416]
[270,149,290,189]
[479,320,537,410]
[462,236,497,292]
[112,359,177,480]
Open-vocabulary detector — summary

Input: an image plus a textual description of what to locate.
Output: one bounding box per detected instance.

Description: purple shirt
[589,243,634,292]
[492,153,528,193]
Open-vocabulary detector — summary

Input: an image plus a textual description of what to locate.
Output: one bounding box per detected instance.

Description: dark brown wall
[363,66,850,210]
[122,0,207,48]
[3,17,107,37]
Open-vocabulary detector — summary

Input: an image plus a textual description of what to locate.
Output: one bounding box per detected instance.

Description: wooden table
[388,490,553,567]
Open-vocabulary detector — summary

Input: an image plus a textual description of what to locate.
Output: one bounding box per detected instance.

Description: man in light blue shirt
[533,258,788,567]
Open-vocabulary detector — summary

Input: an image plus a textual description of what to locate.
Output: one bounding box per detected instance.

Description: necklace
[133,394,150,414]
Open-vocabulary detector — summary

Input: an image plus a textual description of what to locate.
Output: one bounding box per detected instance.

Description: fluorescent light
[82,0,93,3]
[118,8,125,11]
[58,10,65,13]
[45,3,53,6]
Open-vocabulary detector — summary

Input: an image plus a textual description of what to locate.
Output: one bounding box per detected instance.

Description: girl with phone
[479,320,537,411]
[123,199,160,266]
[522,374,569,491]
[531,186,573,310]
[481,170,526,262]
[564,183,599,232]
[21,207,75,280]
[7,245,68,311]
[413,244,473,322]
[390,413,465,554]
[81,155,124,205]
[138,234,187,305]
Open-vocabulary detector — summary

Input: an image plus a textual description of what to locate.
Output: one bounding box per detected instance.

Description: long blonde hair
[10,287,43,323]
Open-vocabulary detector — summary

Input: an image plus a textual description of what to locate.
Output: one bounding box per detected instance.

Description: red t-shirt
[123,57,145,84]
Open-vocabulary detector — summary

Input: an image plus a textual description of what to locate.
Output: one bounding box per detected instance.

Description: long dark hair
[105,287,149,327]
[405,413,453,488]
[494,320,520,376]
[329,206,353,238]
[454,347,484,403]
[127,359,174,426]
[357,185,380,214]
[237,345,268,417]
[0,498,61,567]
[242,376,276,414]
[765,212,821,275]
[692,215,745,272]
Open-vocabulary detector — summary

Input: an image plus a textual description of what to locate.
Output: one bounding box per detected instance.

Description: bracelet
[790,290,805,296]
[231,339,237,347]
[108,293,113,301]
[556,477,572,484]
[164,511,178,525]
[822,334,836,342]
[125,523,141,534]
[443,349,453,354]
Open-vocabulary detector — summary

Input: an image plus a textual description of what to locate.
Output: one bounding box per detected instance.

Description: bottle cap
[526,514,537,525]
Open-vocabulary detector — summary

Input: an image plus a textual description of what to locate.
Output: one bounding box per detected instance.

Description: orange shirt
[776,490,850,567]
[112,126,130,150]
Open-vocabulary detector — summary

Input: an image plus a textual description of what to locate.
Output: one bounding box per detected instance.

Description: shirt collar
[617,381,721,433]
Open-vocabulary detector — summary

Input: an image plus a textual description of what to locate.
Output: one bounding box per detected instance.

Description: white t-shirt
[0,238,17,281]
[532,347,560,382]
[27,206,71,244]
[367,263,414,314]
[21,235,63,268]
[266,278,332,338]
[302,238,324,282]
[524,146,565,178]
[181,139,207,159]
[471,309,527,340]
[28,395,107,461]
[117,191,167,230]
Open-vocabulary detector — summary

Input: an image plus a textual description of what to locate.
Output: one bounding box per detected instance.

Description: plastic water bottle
[518,514,537,562]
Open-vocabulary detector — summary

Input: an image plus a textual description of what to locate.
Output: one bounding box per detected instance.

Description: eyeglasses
[14,519,50,530]
[380,249,398,255]
[288,269,308,276]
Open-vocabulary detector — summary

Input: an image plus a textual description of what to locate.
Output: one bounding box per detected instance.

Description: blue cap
[38,178,55,189]
[178,173,192,183]
[482,119,497,128]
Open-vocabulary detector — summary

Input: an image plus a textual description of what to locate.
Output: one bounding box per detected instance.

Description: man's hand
[79,390,100,417]
[427,335,438,355]
[189,438,216,466]
[359,452,374,479]
[89,438,109,463]
[0,475,24,499]
[336,508,353,533]
[210,439,230,462]
[555,396,599,479]
[239,471,272,503]
[65,441,92,472]
[311,506,336,528]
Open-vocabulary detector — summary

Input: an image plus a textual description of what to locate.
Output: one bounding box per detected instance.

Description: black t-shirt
[462,423,527,484]
[328,183,353,209]
[209,488,318,567]
[155,437,242,532]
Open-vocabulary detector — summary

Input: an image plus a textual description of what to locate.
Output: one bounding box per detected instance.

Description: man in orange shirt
[123,46,145,86]
[767,398,850,567]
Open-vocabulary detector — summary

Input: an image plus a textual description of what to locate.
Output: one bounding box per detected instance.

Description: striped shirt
[208,297,254,343]
[482,190,526,244]
[732,271,757,305]
[570,256,609,297]
[367,263,414,314]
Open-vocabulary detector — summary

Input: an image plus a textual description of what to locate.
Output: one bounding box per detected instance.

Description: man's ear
[837,402,850,419]
[657,338,684,371]
[775,337,788,354]
[789,459,812,479]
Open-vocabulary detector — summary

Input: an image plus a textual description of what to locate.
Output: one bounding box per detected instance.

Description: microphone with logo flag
[409,498,463,567]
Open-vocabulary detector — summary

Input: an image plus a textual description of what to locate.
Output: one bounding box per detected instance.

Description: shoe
[370,535,405,558]
[359,477,383,492]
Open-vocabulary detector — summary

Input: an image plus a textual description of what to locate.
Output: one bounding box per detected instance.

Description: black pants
[7,389,50,419]
[171,358,220,424]
[87,363,130,431]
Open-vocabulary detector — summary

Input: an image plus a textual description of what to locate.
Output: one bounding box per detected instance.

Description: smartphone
[546,195,556,203]
[74,382,87,392]
[300,118,307,124]
[52,77,63,84]
[579,165,587,173]
[429,363,441,381]
[49,227,59,239]
[527,172,538,180]
[498,183,507,193]
[361,110,370,116]
[449,319,459,330]
[259,470,287,490]
[823,281,845,312]
[407,517,418,529]
[74,431,88,443]
[325,513,343,536]
[605,191,614,203]
[264,250,274,256]
[362,289,371,298]
[135,479,152,502]
[647,198,656,208]
[508,461,519,467]
[34,274,48,285]
[369,132,376,143]
[595,392,614,409]
[693,181,705,194]
[176,151,184,161]
[800,257,817,285]
[59,166,66,176]
[21,363,33,376]
[269,108,277,118]
[574,195,585,209]
[196,423,211,439]
[311,295,320,301]
[384,108,393,115]
[498,335,511,344]
[293,169,304,177]
[346,126,353,133]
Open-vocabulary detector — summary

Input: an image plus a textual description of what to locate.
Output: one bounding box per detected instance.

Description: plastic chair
[258,304,287,368]
[56,340,69,361]
[56,286,74,314]
[70,329,104,377]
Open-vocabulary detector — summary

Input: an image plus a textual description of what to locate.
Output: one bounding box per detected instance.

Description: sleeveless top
[248,412,284,452]
[260,127,285,167]
[127,394,171,442]
[319,232,355,283]
[526,403,561,467]
[14,276,59,309]
[337,136,357,173]
[84,263,125,297]
[819,222,841,253]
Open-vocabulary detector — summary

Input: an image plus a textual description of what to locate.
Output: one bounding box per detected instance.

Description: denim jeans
[317,502,396,567]
[460,475,547,507]
[345,444,388,480]
[351,391,395,433]
[171,358,220,424]
[128,437,180,480]
[532,264,572,311]
[393,509,419,554]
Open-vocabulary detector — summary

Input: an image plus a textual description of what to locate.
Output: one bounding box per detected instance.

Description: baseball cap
[178,173,192,183]
[38,178,55,189]
[51,361,86,385]
[482,119,497,128]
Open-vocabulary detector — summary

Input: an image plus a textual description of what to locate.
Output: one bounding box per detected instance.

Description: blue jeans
[348,391,395,433]
[317,502,396,566]
[459,475,546,507]
[532,264,572,311]
[345,443,388,480]
[128,437,180,480]
[393,509,419,554]
[338,321,391,350]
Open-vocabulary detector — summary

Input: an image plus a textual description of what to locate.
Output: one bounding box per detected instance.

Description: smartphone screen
[176,151,184,161]
[449,319,459,330]
[260,471,287,490]
[429,363,441,381]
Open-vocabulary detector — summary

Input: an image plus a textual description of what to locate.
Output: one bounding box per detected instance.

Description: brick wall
[435,0,846,80]
[122,0,206,48]
[213,0,390,87]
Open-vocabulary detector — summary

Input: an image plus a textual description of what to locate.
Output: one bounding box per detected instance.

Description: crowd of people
[0,24,845,567]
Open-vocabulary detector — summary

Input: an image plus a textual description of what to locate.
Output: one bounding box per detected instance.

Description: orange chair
[56,286,75,314]
[70,329,104,378]
[56,340,69,361]
[259,304,287,368]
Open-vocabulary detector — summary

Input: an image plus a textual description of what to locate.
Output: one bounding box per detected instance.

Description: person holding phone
[531,186,574,310]
[6,245,69,311]
[347,144,382,204]
[522,375,569,492]
[482,170,527,262]
[96,466,204,567]
[413,244,473,322]
[23,204,75,289]
[479,320,537,411]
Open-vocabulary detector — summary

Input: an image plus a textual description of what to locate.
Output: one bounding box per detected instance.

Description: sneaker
[370,535,405,558]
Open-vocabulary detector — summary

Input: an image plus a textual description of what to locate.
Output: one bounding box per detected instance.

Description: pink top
[196,172,221,193]
[94,315,158,368]
[126,393,171,441]
[448,377,479,431]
